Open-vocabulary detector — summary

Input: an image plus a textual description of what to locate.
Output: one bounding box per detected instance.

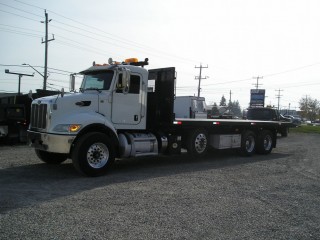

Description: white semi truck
[28,58,283,176]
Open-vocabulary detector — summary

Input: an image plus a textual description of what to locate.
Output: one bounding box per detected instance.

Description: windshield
[192,99,206,111]
[247,109,276,120]
[80,70,114,91]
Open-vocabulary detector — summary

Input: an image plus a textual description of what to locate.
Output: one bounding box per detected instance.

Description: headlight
[53,124,82,133]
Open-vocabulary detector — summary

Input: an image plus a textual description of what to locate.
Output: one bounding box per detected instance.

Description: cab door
[111,73,142,126]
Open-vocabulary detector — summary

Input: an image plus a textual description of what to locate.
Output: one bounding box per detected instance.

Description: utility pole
[195,64,208,98]
[5,69,34,97]
[275,89,283,111]
[41,10,55,90]
[229,90,232,103]
[252,76,263,89]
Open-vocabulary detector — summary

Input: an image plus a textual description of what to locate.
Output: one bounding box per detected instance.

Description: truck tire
[256,130,273,154]
[35,149,68,164]
[186,128,209,157]
[280,127,288,137]
[239,131,256,156]
[72,132,115,177]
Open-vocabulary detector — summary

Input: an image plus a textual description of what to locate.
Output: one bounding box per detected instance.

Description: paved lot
[1,133,320,239]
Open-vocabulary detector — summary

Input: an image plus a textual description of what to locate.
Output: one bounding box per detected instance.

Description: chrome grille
[30,104,47,129]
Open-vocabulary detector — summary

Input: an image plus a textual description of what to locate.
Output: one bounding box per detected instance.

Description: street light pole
[5,69,34,95]
[22,63,44,78]
[41,10,55,90]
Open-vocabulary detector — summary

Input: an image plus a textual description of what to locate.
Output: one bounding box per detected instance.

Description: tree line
[208,95,319,121]
[209,95,242,118]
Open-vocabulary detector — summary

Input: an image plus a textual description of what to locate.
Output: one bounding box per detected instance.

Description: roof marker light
[125,58,138,63]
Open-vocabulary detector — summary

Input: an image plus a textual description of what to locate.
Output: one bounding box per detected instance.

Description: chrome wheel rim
[263,135,272,151]
[195,133,207,154]
[245,136,255,153]
[86,143,109,169]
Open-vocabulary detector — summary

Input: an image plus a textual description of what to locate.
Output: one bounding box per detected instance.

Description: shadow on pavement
[0,150,291,213]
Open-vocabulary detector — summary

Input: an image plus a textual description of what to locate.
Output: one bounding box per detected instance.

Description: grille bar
[30,104,47,129]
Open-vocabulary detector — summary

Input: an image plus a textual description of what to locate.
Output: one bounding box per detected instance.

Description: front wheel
[35,149,68,164]
[186,128,209,157]
[72,132,115,177]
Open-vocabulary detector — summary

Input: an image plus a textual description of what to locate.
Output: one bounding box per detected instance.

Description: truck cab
[246,107,292,136]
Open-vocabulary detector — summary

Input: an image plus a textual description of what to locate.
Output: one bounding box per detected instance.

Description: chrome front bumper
[28,130,76,154]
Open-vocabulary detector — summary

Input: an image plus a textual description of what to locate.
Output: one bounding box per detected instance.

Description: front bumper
[28,130,76,154]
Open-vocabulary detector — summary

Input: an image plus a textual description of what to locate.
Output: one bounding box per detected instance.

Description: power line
[1,6,157,61]
[0,2,43,18]
[46,12,199,64]
[12,0,200,64]
[4,1,320,93]
[0,23,43,33]
[6,1,320,81]
[201,62,320,87]
[264,63,320,78]
[13,0,44,10]
[0,64,75,74]
[0,28,41,38]
[0,9,39,22]
[50,23,188,63]
[54,40,119,59]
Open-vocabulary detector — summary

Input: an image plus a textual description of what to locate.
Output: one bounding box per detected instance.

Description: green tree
[220,95,227,106]
[211,102,220,115]
[299,96,319,121]
[228,100,242,117]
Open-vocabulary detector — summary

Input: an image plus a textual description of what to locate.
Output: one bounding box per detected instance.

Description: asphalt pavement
[0,133,320,239]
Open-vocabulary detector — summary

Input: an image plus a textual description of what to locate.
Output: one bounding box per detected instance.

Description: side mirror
[122,68,131,94]
[69,74,75,92]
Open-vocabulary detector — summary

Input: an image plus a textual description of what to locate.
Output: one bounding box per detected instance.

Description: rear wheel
[186,128,209,157]
[280,127,288,137]
[35,149,68,164]
[72,132,115,177]
[239,131,256,156]
[256,130,273,154]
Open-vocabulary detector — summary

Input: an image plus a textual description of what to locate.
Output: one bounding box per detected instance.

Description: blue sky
[0,0,319,110]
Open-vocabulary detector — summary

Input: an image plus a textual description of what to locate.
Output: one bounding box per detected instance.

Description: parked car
[284,115,302,126]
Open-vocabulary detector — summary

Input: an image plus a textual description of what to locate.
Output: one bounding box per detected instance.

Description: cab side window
[116,74,140,94]
[129,75,140,94]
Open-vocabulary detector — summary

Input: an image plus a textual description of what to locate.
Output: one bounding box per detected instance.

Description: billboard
[250,89,265,107]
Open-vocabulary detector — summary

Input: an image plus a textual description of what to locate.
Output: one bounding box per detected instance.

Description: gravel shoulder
[1,133,320,239]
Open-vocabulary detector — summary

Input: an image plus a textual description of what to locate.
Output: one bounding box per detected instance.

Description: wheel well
[71,124,120,157]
